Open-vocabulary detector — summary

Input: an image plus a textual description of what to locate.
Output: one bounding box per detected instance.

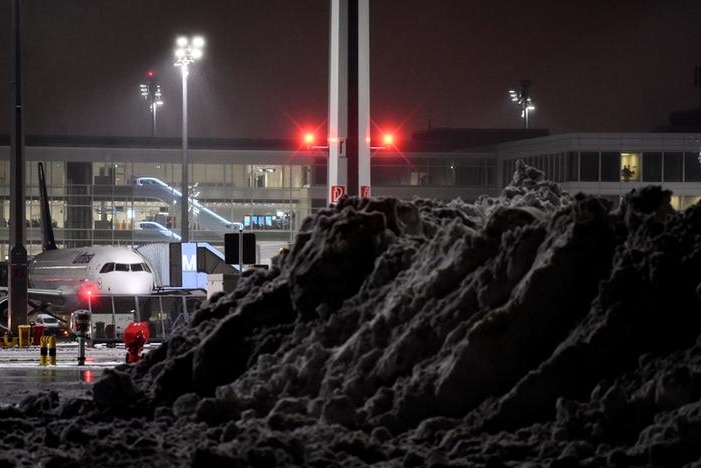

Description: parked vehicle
[34,314,62,336]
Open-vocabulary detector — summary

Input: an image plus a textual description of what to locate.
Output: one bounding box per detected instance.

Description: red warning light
[302,130,330,151]
[82,370,94,383]
[382,133,394,146]
[147,70,155,78]
[78,283,97,305]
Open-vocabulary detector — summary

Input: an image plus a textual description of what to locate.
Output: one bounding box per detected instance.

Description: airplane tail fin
[38,162,57,251]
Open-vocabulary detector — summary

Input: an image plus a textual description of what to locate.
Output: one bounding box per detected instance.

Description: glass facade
[0,160,312,258]
[0,154,497,259]
[600,152,620,182]
[664,152,683,182]
[8,140,701,261]
[642,152,662,182]
[620,153,641,182]
[370,156,493,187]
[501,152,574,186]
[502,150,701,185]
[684,152,701,182]
[580,152,599,182]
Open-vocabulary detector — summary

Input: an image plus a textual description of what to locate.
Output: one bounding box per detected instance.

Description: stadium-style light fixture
[174,35,205,243]
[139,70,164,137]
[507,80,536,129]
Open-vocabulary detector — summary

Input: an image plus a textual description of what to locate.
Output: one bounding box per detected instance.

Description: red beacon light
[370,132,396,151]
[303,133,315,147]
[78,282,97,306]
[146,70,155,78]
[303,132,329,151]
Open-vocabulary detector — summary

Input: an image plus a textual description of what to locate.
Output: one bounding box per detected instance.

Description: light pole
[508,79,536,129]
[174,35,204,243]
[139,70,164,137]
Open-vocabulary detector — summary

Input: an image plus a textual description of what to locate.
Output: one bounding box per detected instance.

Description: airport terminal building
[496,132,701,210]
[1,129,700,260]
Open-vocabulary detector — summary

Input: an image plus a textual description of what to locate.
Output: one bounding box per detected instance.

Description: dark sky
[1,0,701,141]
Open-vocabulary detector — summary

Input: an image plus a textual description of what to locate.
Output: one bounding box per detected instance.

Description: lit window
[620,152,641,182]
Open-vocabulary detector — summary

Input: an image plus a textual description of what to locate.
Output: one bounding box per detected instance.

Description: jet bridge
[135,242,239,291]
[134,177,243,234]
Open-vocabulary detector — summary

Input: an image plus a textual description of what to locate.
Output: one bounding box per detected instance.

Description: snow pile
[3,160,701,467]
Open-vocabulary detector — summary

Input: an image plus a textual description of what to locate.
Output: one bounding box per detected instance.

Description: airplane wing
[0,288,72,331]
[0,286,68,309]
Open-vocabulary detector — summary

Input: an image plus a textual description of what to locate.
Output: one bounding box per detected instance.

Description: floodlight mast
[508,79,536,129]
[9,0,28,333]
[174,35,205,243]
[139,71,164,137]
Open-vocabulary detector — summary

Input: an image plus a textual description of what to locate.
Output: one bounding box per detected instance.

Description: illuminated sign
[330,185,346,204]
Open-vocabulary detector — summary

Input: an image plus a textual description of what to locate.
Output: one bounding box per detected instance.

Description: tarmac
[0,342,155,406]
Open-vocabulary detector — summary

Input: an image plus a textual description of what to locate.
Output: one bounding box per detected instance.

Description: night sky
[1,0,701,141]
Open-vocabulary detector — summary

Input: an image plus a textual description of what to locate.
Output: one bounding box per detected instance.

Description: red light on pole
[78,283,97,310]
[147,70,155,78]
[370,132,396,150]
[302,130,330,152]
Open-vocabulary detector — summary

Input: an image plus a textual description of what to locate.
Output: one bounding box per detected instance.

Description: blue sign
[181,242,208,289]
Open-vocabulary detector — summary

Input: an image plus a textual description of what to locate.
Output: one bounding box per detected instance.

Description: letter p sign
[330,185,346,204]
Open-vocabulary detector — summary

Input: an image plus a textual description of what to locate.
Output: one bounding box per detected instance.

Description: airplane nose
[118,274,154,295]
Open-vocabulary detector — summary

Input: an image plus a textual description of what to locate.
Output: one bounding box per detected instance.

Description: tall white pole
[328,0,370,203]
[524,106,530,129]
[327,0,348,205]
[152,98,158,137]
[358,0,371,197]
[181,65,189,242]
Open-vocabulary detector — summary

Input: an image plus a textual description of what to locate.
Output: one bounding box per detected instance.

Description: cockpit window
[130,263,152,272]
[99,262,151,274]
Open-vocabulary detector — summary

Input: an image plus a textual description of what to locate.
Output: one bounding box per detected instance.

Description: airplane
[1,163,156,325]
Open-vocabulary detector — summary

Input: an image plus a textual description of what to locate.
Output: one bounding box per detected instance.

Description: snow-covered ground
[0,343,155,406]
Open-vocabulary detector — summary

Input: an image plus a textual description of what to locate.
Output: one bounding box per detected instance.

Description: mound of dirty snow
[2,160,701,468]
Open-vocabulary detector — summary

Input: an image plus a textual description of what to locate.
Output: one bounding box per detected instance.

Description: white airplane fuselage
[28,246,155,311]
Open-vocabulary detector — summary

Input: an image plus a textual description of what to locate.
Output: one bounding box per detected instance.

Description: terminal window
[620,152,641,182]
[642,152,662,182]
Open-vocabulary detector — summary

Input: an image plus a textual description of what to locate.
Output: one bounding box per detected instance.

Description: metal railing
[81,292,206,342]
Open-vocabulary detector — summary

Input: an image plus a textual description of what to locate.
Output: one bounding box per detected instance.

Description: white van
[34,314,62,336]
